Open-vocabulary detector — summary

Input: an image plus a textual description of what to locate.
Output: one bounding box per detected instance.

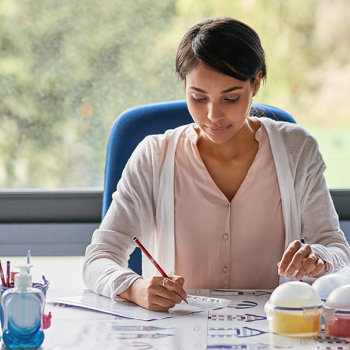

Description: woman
[83,18,350,312]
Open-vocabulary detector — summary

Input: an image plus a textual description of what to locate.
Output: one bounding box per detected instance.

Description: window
[1,0,350,190]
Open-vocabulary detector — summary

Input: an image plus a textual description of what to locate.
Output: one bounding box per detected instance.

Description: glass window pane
[1,0,349,189]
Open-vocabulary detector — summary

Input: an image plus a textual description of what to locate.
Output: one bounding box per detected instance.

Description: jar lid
[325,284,350,312]
[312,273,346,299]
[268,281,322,309]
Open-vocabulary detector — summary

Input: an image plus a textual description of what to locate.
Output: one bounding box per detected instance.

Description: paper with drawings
[43,289,331,349]
[47,289,230,321]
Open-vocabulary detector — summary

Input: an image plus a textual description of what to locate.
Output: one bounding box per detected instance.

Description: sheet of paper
[46,289,230,321]
[206,289,318,350]
[41,289,332,349]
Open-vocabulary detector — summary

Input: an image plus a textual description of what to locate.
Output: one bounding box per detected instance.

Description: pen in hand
[133,236,188,304]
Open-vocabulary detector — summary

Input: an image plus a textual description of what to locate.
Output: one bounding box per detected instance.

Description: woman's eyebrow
[189,87,207,93]
[221,87,243,94]
[189,86,243,94]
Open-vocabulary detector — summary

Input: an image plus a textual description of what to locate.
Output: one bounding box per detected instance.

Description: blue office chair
[102,100,296,275]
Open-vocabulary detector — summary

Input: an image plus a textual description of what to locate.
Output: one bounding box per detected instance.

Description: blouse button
[223,233,229,240]
[222,267,228,273]
[225,202,230,207]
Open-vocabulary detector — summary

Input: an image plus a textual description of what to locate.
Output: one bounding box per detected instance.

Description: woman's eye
[225,97,239,102]
[192,95,207,102]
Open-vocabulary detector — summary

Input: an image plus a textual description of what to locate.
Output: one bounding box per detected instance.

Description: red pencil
[133,236,188,304]
[0,260,6,286]
[7,261,10,288]
[133,236,168,278]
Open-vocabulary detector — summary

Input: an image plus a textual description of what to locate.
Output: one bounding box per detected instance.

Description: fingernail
[285,271,292,279]
[278,268,285,275]
[307,272,313,278]
[183,293,187,300]
[295,273,302,280]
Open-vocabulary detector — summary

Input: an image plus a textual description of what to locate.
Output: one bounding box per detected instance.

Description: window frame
[1,189,350,223]
[0,189,349,256]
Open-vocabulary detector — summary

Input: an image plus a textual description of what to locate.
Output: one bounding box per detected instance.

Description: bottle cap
[14,264,33,289]
[269,281,322,308]
[312,273,346,300]
[325,284,350,312]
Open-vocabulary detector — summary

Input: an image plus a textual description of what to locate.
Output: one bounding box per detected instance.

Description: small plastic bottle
[1,264,45,348]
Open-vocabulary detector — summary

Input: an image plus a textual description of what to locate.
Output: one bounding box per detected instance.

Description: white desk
[1,258,346,349]
[40,289,343,350]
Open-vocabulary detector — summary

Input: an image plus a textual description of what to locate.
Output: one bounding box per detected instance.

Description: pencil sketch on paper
[315,334,350,348]
[209,314,267,322]
[211,290,272,297]
[207,343,291,349]
[112,326,171,331]
[208,327,268,338]
[132,342,153,349]
[114,333,173,339]
[227,301,258,309]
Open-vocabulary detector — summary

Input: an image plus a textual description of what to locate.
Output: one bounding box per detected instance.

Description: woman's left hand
[278,240,326,280]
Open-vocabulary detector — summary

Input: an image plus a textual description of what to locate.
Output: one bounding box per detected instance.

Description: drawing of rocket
[207,344,289,349]
[115,333,173,339]
[227,301,258,309]
[229,314,267,322]
[208,327,267,338]
[209,314,266,322]
[237,327,268,338]
[211,290,271,297]
[112,326,169,331]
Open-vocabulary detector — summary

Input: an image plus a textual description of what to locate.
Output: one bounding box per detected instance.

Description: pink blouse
[174,123,285,289]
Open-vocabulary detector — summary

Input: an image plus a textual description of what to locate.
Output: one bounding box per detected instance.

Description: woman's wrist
[117,277,142,302]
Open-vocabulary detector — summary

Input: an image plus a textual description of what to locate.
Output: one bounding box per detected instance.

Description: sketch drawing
[211,290,272,297]
[227,301,258,309]
[132,342,153,349]
[112,326,170,331]
[207,343,291,349]
[115,333,173,339]
[208,327,268,338]
[209,314,267,322]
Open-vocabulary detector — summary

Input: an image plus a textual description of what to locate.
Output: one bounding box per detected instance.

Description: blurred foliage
[0,0,181,188]
[1,0,350,188]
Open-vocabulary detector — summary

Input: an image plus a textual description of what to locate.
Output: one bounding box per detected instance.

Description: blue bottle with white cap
[1,264,45,348]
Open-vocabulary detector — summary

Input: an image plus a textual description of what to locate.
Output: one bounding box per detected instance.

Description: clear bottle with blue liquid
[1,264,45,348]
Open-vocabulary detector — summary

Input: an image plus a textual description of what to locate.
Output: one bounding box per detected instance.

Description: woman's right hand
[118,275,187,312]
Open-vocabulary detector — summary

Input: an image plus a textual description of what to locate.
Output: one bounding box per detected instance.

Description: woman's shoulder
[257,117,318,148]
[256,117,324,172]
[140,124,192,149]
[131,124,193,164]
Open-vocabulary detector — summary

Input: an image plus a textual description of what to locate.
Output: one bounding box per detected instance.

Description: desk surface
[39,289,342,350]
[0,258,345,349]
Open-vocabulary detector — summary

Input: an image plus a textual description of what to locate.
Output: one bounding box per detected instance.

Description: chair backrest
[102,100,296,275]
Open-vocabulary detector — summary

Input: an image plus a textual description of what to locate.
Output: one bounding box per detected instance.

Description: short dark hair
[176,17,267,83]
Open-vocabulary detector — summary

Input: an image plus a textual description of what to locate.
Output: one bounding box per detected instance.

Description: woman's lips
[206,125,230,135]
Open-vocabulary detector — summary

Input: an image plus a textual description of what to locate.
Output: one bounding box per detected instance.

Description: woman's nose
[207,103,224,122]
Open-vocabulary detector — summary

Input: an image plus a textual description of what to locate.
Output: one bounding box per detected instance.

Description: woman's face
[185,62,262,145]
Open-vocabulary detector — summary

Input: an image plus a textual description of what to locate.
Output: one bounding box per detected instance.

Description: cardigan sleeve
[297,134,350,273]
[82,135,162,300]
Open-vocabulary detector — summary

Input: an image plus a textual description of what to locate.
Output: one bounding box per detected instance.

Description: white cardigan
[83,117,350,300]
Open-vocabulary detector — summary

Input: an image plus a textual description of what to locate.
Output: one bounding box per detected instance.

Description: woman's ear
[253,70,263,96]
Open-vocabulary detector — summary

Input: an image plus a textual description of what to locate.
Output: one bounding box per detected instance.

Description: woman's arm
[82,175,147,300]
[82,135,187,309]
[278,132,350,280]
